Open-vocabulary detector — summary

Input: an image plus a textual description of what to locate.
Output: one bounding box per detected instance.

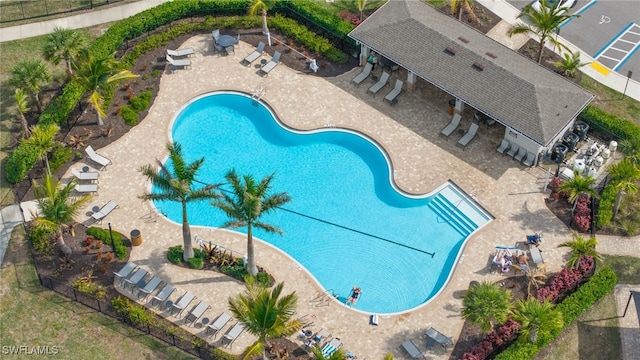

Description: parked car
[531,0,577,13]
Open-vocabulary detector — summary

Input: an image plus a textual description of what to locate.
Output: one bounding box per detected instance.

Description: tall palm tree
[508,0,578,63]
[554,51,590,78]
[450,0,479,22]
[72,49,137,125]
[249,0,275,38]
[23,123,59,175]
[43,27,87,78]
[32,174,92,253]
[608,158,640,218]
[558,231,602,269]
[9,59,51,112]
[462,281,512,333]
[212,169,291,276]
[310,343,347,360]
[511,298,563,344]
[228,277,300,360]
[558,172,598,204]
[139,142,219,261]
[14,88,31,139]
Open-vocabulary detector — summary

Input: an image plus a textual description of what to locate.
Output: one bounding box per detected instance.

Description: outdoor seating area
[166,54,191,69]
[91,200,118,222]
[85,145,110,169]
[425,327,453,351]
[258,51,281,76]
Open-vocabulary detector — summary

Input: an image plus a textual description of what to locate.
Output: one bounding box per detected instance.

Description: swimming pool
[157,92,492,314]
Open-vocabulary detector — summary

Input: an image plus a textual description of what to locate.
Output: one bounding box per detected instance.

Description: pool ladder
[251,84,266,100]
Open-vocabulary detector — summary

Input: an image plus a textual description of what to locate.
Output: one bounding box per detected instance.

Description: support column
[360,45,370,67]
[406,71,417,92]
[454,98,465,114]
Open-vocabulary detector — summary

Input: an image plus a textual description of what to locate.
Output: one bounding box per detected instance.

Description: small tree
[558,231,602,269]
[14,88,31,139]
[43,27,87,78]
[608,158,640,218]
[462,281,512,333]
[9,59,51,112]
[23,123,59,176]
[511,298,563,344]
[249,0,275,38]
[554,51,590,78]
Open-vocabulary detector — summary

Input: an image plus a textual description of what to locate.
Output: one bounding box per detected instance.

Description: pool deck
[71,35,611,358]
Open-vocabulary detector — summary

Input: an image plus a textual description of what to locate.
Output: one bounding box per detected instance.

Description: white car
[531,0,577,13]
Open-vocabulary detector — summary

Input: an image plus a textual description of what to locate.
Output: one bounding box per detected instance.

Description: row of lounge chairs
[71,145,110,194]
[351,65,404,104]
[113,262,245,346]
[497,139,536,166]
[440,114,479,149]
[402,327,453,358]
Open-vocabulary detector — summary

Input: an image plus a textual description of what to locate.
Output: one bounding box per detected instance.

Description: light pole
[622,70,633,99]
[108,222,114,246]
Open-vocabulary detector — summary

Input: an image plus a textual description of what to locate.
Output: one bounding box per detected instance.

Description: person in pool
[346,287,362,306]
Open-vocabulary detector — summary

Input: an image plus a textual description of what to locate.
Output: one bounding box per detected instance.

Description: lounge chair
[166,54,191,69]
[351,62,373,86]
[457,123,479,149]
[312,328,331,345]
[75,183,98,193]
[506,143,519,158]
[124,268,148,291]
[85,145,110,169]
[258,51,281,76]
[222,322,245,347]
[91,200,118,222]
[171,291,196,317]
[440,113,461,137]
[529,245,544,266]
[137,276,162,299]
[151,284,176,308]
[383,79,403,104]
[113,262,137,286]
[496,139,510,155]
[207,312,232,337]
[71,168,99,181]
[322,338,342,357]
[401,340,425,359]
[425,327,453,351]
[514,147,527,161]
[167,48,194,58]
[522,151,536,167]
[367,71,390,95]
[185,301,211,326]
[241,41,265,65]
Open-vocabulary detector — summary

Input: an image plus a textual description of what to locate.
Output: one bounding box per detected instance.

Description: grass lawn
[535,255,640,360]
[0,226,196,360]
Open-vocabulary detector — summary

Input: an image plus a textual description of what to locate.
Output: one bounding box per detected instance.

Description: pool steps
[428,193,477,237]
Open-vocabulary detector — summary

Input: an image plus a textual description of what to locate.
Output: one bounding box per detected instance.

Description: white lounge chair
[85,145,110,169]
[75,184,98,193]
[496,139,510,155]
[137,276,162,299]
[440,113,461,137]
[522,152,536,167]
[171,291,196,317]
[151,284,176,308]
[401,340,425,359]
[241,41,265,65]
[258,51,281,76]
[71,168,99,181]
[124,268,148,290]
[114,262,137,286]
[222,322,245,347]
[384,79,403,104]
[514,147,527,161]
[91,200,118,221]
[457,123,479,149]
[506,143,519,158]
[351,62,373,86]
[166,54,191,69]
[185,301,211,325]
[167,48,194,58]
[367,71,390,95]
[207,312,232,337]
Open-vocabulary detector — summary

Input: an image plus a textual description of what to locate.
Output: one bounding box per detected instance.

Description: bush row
[535,255,595,303]
[86,227,127,259]
[271,14,347,63]
[112,295,154,326]
[462,320,521,360]
[579,104,640,142]
[596,181,618,228]
[281,0,356,40]
[495,266,618,360]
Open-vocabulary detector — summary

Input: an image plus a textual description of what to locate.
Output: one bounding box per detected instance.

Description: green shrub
[120,105,139,126]
[86,227,127,259]
[284,0,356,39]
[152,69,160,77]
[167,245,183,264]
[271,14,348,63]
[579,105,640,142]
[129,91,152,111]
[111,295,154,326]
[220,262,247,280]
[50,144,73,174]
[29,225,55,255]
[596,182,618,228]
[72,275,108,298]
[188,256,204,269]
[5,142,40,184]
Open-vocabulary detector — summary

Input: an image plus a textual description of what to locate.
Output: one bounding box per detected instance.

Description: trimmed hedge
[596,183,617,228]
[495,266,617,360]
[579,105,640,142]
[271,14,347,63]
[283,0,356,40]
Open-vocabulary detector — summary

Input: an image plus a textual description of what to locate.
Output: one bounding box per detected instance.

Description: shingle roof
[348,0,594,146]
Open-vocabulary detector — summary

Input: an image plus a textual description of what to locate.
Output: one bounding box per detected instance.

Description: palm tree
[212,169,291,276]
[14,88,31,139]
[450,0,479,22]
[462,281,512,333]
[228,277,300,360]
[558,172,598,204]
[608,158,640,218]
[356,0,368,21]
[524,265,547,298]
[508,1,578,63]
[554,51,590,78]
[72,49,137,125]
[43,27,87,78]
[310,343,347,360]
[32,174,92,254]
[249,0,274,38]
[23,123,59,175]
[619,137,640,166]
[9,59,51,112]
[139,142,219,261]
[511,298,563,344]
[558,231,602,269]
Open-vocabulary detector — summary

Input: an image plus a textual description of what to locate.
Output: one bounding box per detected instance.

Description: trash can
[131,229,142,246]
[447,99,456,115]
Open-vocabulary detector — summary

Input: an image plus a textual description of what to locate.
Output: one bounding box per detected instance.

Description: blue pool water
[156,92,491,314]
